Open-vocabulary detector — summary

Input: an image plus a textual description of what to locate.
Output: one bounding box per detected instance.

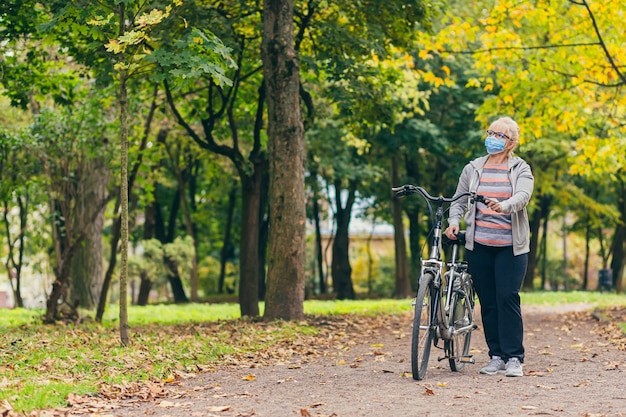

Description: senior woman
[444,116,534,377]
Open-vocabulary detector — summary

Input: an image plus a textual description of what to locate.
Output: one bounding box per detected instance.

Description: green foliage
[128,238,166,283]
[148,27,237,86]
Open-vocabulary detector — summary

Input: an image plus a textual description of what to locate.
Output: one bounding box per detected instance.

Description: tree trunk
[312,194,326,294]
[137,271,152,306]
[71,158,108,309]
[239,174,262,316]
[118,57,130,345]
[404,152,421,291]
[610,176,626,293]
[332,180,356,300]
[44,247,75,323]
[136,200,157,306]
[407,211,421,292]
[148,180,190,304]
[609,224,625,292]
[391,155,411,298]
[309,161,326,294]
[219,182,238,294]
[583,222,590,290]
[164,255,189,302]
[2,194,28,308]
[261,0,306,320]
[258,168,270,301]
[175,163,199,302]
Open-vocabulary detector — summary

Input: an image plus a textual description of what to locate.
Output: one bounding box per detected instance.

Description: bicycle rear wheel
[411,272,435,380]
[446,288,473,372]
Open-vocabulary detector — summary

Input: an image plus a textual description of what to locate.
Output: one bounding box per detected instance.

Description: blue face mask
[485,135,506,154]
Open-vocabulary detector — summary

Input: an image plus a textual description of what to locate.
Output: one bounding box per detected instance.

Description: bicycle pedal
[460,355,475,364]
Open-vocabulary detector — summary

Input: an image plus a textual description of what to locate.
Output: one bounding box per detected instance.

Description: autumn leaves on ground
[1,299,626,417]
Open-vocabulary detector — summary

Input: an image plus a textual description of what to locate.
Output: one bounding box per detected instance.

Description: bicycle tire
[411,272,435,381]
[446,287,473,372]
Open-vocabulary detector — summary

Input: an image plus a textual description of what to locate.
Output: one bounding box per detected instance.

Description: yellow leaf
[437,382,448,387]
[242,374,256,381]
[105,39,123,54]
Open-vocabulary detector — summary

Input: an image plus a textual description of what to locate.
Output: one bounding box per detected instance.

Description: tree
[262,0,307,320]
[29,101,113,324]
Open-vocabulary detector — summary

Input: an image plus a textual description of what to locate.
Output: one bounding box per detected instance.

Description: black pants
[466,243,527,362]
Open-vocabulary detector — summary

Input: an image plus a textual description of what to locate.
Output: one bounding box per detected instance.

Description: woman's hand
[486,198,503,213]
[444,225,459,240]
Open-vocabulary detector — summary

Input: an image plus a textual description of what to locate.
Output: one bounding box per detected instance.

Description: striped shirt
[475,163,513,247]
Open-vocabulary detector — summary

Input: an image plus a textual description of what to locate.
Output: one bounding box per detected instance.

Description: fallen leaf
[437,382,448,387]
[300,408,312,416]
[423,386,435,396]
[521,406,537,410]
[242,374,256,381]
[603,362,621,370]
[207,406,232,412]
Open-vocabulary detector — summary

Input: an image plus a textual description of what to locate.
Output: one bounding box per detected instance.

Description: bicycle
[392,184,487,381]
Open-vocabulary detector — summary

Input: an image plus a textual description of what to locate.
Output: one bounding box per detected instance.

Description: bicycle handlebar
[392,184,488,205]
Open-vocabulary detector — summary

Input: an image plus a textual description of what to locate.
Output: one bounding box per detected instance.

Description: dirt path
[87,303,626,417]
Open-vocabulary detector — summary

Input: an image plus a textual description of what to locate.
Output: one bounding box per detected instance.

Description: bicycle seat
[443,231,466,246]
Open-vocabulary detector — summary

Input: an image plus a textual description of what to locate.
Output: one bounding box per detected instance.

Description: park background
[0,0,625,319]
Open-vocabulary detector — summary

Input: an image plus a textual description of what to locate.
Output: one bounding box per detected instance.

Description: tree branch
[441,41,601,55]
[163,79,236,160]
[570,0,626,85]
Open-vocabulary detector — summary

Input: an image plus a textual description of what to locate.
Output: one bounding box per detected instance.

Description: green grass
[1,293,625,413]
[520,290,626,308]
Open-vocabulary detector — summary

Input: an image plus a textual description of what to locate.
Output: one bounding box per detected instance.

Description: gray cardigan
[448,155,534,256]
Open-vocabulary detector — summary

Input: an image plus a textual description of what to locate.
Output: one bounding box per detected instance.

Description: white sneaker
[505,358,523,377]
[480,356,505,375]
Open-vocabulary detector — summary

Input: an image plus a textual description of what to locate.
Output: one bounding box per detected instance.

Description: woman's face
[487,125,516,154]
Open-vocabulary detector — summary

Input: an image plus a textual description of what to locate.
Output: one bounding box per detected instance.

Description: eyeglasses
[486,130,511,140]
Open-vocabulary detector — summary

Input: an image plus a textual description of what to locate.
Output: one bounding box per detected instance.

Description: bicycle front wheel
[446,289,473,372]
[411,272,435,380]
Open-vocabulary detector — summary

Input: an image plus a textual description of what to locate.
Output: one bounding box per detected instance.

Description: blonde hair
[489,116,520,143]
